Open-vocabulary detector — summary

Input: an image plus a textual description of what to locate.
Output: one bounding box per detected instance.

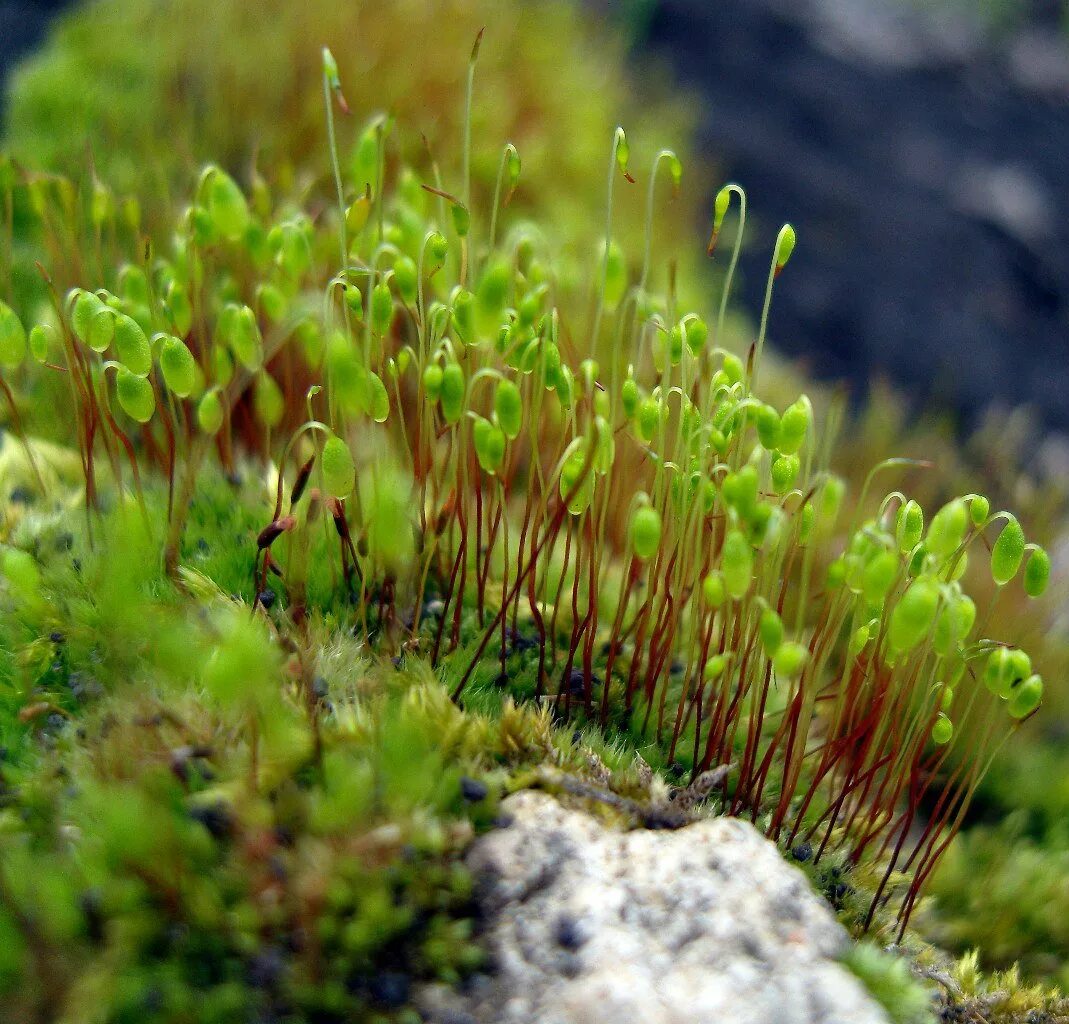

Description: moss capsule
[773,641,808,677]
[896,499,924,553]
[888,577,940,654]
[197,389,224,435]
[721,529,753,600]
[440,363,465,425]
[115,366,155,423]
[473,417,505,474]
[629,504,662,561]
[926,498,967,559]
[423,363,444,401]
[755,404,781,450]
[160,336,196,397]
[1008,674,1043,719]
[113,313,151,376]
[931,713,953,745]
[760,608,783,657]
[778,397,809,455]
[1024,546,1050,598]
[494,379,522,439]
[991,516,1025,585]
[0,301,27,367]
[322,435,356,498]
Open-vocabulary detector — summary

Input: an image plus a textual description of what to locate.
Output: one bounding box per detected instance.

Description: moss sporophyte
[0,28,1052,979]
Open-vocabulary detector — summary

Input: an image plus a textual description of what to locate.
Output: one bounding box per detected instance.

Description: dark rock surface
[0,2,69,113]
[635,0,1069,429]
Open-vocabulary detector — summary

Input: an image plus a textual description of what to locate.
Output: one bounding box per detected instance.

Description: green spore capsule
[721,529,753,600]
[87,306,115,353]
[452,289,475,343]
[970,494,990,526]
[778,397,809,455]
[722,465,759,521]
[932,713,953,745]
[254,372,284,428]
[115,366,155,423]
[722,352,745,385]
[473,417,506,474]
[703,571,726,607]
[440,362,465,425]
[28,323,56,363]
[371,282,394,336]
[160,335,196,397]
[926,498,967,559]
[704,654,728,680]
[755,404,781,450]
[896,499,924,553]
[862,550,898,607]
[113,313,151,376]
[760,608,784,656]
[321,435,356,498]
[775,223,797,272]
[206,168,250,241]
[991,516,1026,585]
[555,365,575,409]
[494,379,522,439]
[637,396,661,442]
[1008,674,1043,719]
[771,453,800,495]
[848,622,872,657]
[773,641,808,677]
[934,593,976,656]
[888,577,940,654]
[367,371,390,423]
[685,317,708,356]
[393,257,418,305]
[423,363,444,401]
[476,259,510,340]
[228,304,262,371]
[559,448,594,515]
[0,301,27,367]
[629,504,662,561]
[197,389,224,435]
[983,648,1013,698]
[258,282,289,323]
[1024,546,1050,598]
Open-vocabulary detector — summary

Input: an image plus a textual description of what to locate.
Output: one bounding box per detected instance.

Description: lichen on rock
[419,790,895,1024]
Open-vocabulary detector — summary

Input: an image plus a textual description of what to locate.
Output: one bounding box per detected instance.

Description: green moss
[842,943,934,1024]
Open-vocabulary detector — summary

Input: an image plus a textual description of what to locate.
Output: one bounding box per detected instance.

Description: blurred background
[3,0,1068,437]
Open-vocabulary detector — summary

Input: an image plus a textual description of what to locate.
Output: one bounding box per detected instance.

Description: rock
[423,790,890,1024]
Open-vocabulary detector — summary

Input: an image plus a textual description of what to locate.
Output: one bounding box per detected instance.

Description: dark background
[4,0,1068,432]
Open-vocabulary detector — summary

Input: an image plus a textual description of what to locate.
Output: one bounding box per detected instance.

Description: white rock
[423,790,890,1024]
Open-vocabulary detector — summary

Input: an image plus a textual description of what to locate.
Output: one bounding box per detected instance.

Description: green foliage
[842,943,934,1024]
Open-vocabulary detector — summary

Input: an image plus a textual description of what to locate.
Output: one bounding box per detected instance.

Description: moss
[842,942,935,1024]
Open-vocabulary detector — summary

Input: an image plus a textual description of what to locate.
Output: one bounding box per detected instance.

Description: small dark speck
[791,842,813,863]
[554,914,586,951]
[460,776,489,802]
[257,589,276,609]
[49,631,65,644]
